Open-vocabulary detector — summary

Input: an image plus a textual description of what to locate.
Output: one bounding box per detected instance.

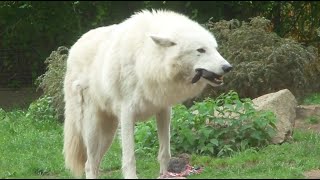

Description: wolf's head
[149,18,232,88]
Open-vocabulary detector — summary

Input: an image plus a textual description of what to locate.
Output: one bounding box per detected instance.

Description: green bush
[36,46,68,121]
[201,17,320,101]
[135,90,277,157]
[25,96,56,121]
[135,120,159,156]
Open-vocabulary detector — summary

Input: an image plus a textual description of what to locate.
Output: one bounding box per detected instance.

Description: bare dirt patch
[303,169,320,179]
[294,106,320,179]
[295,105,320,133]
[294,118,320,133]
[0,87,42,110]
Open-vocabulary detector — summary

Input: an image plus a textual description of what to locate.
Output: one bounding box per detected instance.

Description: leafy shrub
[36,46,68,121]
[200,17,320,101]
[26,96,56,121]
[135,90,277,157]
[135,120,159,156]
[0,108,6,120]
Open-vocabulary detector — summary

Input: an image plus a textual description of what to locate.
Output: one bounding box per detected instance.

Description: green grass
[307,116,320,124]
[1,91,320,179]
[303,93,320,105]
[0,109,68,178]
[189,130,320,179]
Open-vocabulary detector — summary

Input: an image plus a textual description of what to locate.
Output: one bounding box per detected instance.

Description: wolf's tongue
[192,69,224,84]
[201,69,216,80]
[191,70,202,83]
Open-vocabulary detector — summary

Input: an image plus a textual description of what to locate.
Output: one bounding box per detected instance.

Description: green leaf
[210,139,219,146]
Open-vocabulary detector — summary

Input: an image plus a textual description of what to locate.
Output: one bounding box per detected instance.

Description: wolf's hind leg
[83,107,119,179]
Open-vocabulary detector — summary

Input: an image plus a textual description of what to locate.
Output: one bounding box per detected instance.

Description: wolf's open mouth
[192,68,224,85]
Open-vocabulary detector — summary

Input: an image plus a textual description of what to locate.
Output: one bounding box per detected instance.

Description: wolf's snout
[192,68,224,85]
[198,69,218,79]
[222,64,232,73]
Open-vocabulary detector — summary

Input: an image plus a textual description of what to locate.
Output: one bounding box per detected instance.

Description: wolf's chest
[133,100,164,122]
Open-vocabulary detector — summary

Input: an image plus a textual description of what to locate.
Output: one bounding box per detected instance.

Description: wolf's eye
[197,48,206,53]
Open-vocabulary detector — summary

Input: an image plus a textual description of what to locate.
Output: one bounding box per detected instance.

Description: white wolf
[63,9,232,179]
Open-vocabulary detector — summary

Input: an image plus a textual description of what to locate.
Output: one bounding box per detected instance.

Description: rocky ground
[295,105,320,133]
[294,105,320,179]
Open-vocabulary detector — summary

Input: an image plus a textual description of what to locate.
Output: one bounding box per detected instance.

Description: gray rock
[167,153,190,173]
[252,89,297,144]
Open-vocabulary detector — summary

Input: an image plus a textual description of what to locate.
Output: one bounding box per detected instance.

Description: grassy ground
[303,93,320,105]
[1,93,320,179]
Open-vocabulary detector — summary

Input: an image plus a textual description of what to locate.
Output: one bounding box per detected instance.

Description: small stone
[167,153,190,173]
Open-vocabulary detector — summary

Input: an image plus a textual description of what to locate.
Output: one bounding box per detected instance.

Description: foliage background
[1,2,320,178]
[1,1,319,97]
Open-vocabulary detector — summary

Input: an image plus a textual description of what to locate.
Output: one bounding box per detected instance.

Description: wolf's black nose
[222,64,232,73]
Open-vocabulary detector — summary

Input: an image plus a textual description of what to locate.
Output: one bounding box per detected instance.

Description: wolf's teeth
[214,78,223,83]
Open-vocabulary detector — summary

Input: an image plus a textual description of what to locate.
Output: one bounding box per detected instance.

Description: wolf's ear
[150,35,176,47]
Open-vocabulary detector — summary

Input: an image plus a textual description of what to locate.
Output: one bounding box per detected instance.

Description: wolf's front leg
[120,107,138,179]
[156,107,172,175]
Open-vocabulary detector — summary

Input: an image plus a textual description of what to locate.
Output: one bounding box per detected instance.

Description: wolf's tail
[63,83,87,178]
[63,112,87,177]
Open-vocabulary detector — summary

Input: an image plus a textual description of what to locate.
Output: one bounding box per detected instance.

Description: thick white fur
[63,9,231,179]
